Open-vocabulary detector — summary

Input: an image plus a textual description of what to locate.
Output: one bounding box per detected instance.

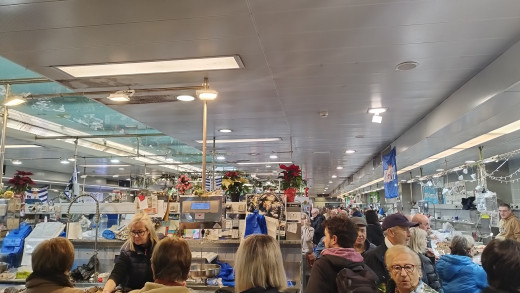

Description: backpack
[336,261,379,293]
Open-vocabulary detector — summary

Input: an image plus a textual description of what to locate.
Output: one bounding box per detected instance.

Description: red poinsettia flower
[8,170,35,194]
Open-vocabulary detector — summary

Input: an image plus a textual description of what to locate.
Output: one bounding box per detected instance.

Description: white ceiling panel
[1,0,520,195]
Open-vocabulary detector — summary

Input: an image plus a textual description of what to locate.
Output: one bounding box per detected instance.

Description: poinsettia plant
[222,171,250,195]
[175,174,192,195]
[280,164,304,190]
[8,170,35,194]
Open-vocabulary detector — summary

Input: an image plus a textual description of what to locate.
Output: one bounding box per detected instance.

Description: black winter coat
[108,240,156,290]
[366,224,384,246]
[305,254,378,293]
[310,214,325,245]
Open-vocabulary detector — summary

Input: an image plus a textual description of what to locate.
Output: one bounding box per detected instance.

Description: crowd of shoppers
[22,206,520,293]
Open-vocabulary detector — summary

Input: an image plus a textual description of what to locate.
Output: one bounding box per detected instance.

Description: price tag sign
[195,213,205,220]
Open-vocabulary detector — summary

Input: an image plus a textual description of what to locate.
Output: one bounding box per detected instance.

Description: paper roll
[67,222,83,239]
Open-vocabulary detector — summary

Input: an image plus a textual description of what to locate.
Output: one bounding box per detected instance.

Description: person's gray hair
[450,235,474,256]
[311,208,320,214]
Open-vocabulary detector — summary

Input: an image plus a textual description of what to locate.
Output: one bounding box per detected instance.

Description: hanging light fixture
[196,77,218,101]
[368,108,387,123]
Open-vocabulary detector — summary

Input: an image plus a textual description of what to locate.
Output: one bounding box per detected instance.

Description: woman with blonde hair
[235,234,287,293]
[23,238,83,293]
[103,213,161,293]
[408,227,428,254]
[130,237,191,293]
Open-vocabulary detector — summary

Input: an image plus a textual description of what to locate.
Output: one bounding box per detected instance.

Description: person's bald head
[412,214,430,233]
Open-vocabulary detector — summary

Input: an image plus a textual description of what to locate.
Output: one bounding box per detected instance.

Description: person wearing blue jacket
[436,235,487,293]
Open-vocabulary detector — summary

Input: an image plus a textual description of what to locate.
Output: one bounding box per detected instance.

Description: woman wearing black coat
[365,210,384,246]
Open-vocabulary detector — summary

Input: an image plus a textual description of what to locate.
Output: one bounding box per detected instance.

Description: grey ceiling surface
[1,0,520,195]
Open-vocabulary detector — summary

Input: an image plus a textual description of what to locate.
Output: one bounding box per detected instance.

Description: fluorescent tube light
[56,55,244,77]
[12,160,22,165]
[5,144,41,148]
[79,164,130,167]
[196,138,281,143]
[237,161,292,165]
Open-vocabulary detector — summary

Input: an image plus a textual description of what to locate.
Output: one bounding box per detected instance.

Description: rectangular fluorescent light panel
[237,161,292,165]
[56,55,243,77]
[79,164,130,168]
[196,138,281,143]
[5,144,41,148]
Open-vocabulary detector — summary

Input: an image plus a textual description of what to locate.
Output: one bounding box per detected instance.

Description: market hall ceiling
[2,0,520,196]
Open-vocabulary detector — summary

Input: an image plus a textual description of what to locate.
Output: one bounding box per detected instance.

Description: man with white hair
[310,208,325,245]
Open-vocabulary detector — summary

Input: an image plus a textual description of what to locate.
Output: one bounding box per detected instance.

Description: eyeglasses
[390,264,416,274]
[130,230,147,237]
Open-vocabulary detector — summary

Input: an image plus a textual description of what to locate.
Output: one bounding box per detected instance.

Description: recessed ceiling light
[415,175,421,178]
[12,159,22,165]
[345,150,356,154]
[219,129,232,133]
[270,154,278,159]
[118,167,125,171]
[196,138,281,143]
[60,159,70,164]
[110,158,120,163]
[336,166,343,170]
[329,181,333,184]
[436,169,444,172]
[176,95,195,102]
[126,178,131,180]
[331,175,337,178]
[56,55,244,77]
[266,165,271,168]
[465,160,476,164]
[165,156,174,162]
[216,156,226,160]
[113,175,119,178]
[395,61,419,71]
[67,157,76,162]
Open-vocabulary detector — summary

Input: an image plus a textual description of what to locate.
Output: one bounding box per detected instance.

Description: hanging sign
[383,147,399,198]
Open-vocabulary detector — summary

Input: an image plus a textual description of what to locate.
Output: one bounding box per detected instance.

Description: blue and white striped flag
[205,176,222,191]
[64,165,79,199]
[25,186,49,202]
